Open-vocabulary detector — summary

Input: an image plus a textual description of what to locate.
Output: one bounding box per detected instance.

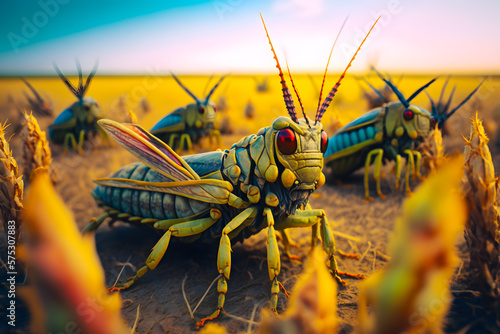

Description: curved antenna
[202,74,214,99]
[424,91,437,115]
[445,78,485,121]
[205,75,226,103]
[170,72,200,103]
[373,69,409,108]
[406,77,438,103]
[76,58,83,94]
[316,17,348,114]
[437,76,450,113]
[21,78,44,104]
[316,16,380,123]
[260,13,298,123]
[286,60,310,127]
[82,60,98,97]
[53,63,79,98]
[443,84,456,115]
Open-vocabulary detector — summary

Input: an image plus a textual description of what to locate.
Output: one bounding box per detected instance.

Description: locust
[49,61,105,152]
[150,73,224,152]
[324,72,484,200]
[85,15,379,326]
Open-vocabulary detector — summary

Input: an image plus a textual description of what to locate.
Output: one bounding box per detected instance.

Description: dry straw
[463,113,500,304]
[21,113,53,181]
[0,122,24,244]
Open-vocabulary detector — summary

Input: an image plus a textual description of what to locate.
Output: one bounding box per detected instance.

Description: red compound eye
[199,107,205,114]
[403,109,414,120]
[213,106,217,111]
[321,130,328,153]
[430,118,437,129]
[277,128,297,155]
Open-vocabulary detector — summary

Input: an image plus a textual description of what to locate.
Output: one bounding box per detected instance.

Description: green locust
[324,73,484,200]
[86,16,379,326]
[150,74,224,152]
[49,61,105,152]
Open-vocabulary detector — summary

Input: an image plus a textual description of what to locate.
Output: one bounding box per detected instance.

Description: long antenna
[286,60,309,127]
[316,16,348,114]
[316,16,380,123]
[170,72,200,103]
[260,13,298,123]
[205,75,226,103]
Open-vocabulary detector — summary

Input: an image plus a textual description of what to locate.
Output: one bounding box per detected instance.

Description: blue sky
[0,0,499,75]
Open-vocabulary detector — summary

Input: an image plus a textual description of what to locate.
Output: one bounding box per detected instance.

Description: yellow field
[1,74,498,147]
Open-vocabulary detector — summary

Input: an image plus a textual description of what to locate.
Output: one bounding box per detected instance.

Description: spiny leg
[279,229,300,260]
[210,129,221,149]
[63,133,78,153]
[318,214,365,284]
[394,154,402,190]
[77,129,85,153]
[412,150,422,180]
[196,206,257,328]
[404,149,415,195]
[178,134,193,153]
[282,204,363,283]
[372,149,385,199]
[364,149,384,201]
[168,134,178,150]
[264,208,289,312]
[310,222,319,253]
[83,213,110,234]
[109,209,221,292]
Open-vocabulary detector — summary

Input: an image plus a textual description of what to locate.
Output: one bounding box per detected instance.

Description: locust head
[261,14,378,193]
[273,116,328,191]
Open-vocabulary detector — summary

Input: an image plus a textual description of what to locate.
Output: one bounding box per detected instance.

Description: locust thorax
[385,102,433,141]
[72,97,102,123]
[272,116,327,191]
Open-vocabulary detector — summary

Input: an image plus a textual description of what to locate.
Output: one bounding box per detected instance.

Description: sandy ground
[1,75,500,333]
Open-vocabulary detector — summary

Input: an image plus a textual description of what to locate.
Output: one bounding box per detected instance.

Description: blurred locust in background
[20,78,53,117]
[150,73,224,152]
[85,15,379,327]
[324,71,483,200]
[49,61,105,152]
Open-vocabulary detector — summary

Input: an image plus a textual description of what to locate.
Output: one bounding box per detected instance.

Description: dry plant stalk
[417,126,446,173]
[260,249,337,334]
[21,113,53,181]
[22,172,129,334]
[463,113,500,304]
[0,122,24,244]
[358,157,466,334]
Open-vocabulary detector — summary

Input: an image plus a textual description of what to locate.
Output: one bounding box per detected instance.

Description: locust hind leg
[108,209,221,292]
[196,206,257,328]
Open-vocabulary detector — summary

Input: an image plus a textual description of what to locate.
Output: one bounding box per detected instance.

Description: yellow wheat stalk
[463,113,500,303]
[0,122,24,244]
[21,113,53,181]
